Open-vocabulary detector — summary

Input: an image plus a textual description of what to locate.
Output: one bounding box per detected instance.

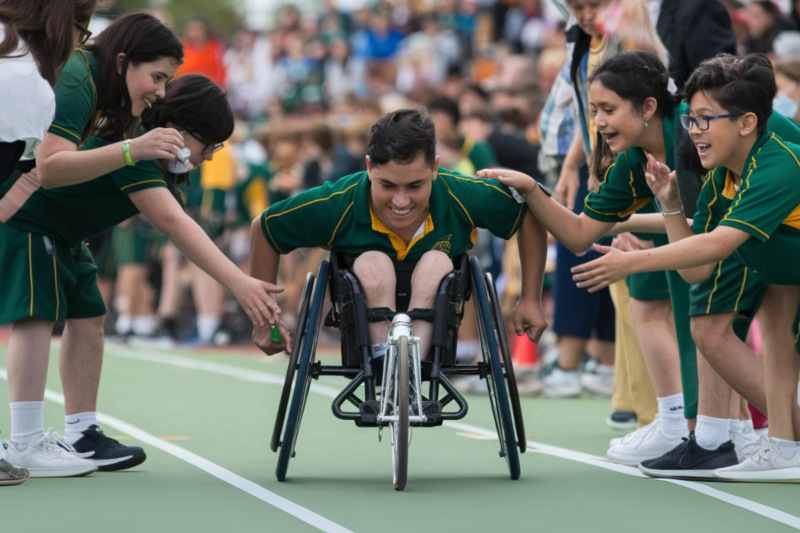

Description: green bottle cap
[270,325,282,343]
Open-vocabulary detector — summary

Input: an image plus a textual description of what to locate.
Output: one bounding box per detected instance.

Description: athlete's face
[366,154,438,236]
[121,55,180,118]
[686,91,755,171]
[590,80,656,154]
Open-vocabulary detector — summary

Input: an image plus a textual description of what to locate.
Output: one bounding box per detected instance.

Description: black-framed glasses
[201,142,224,156]
[680,113,743,131]
[74,22,92,45]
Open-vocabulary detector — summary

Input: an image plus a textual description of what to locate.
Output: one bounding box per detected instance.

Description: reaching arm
[36,129,185,189]
[513,210,549,342]
[250,215,292,355]
[129,187,282,327]
[571,225,750,292]
[604,214,670,235]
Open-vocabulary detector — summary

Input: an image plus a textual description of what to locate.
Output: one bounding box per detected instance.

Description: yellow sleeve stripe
[120,180,167,191]
[49,124,82,142]
[441,178,475,227]
[328,202,353,248]
[439,172,513,200]
[508,203,525,239]
[722,218,769,239]
[586,163,648,217]
[262,210,286,254]
[704,173,718,234]
[264,183,358,223]
[772,135,800,171]
[733,267,748,313]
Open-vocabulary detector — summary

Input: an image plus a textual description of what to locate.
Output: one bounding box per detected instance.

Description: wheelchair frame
[271,252,526,490]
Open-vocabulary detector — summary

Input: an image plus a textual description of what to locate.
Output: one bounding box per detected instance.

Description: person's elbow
[36,162,58,190]
[680,265,714,286]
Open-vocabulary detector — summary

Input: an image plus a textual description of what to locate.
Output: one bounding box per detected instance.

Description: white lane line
[0,367,353,533]
[105,345,800,530]
[446,421,800,530]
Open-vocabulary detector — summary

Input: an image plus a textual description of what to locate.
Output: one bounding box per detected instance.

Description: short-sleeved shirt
[712,132,800,285]
[260,167,527,261]
[47,49,101,147]
[0,136,176,247]
[583,103,682,224]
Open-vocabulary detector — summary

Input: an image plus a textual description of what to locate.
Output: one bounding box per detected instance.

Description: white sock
[769,437,800,460]
[10,401,44,451]
[695,415,732,449]
[734,418,755,434]
[656,393,687,437]
[456,340,479,364]
[197,314,221,342]
[115,314,132,335]
[131,316,156,336]
[371,343,387,359]
[64,411,97,445]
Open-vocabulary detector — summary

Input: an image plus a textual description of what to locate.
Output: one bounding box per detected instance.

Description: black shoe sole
[639,464,718,481]
[96,451,147,472]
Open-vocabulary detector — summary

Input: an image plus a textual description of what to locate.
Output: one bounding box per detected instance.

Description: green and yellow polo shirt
[0,136,178,247]
[260,167,527,261]
[48,49,102,147]
[713,132,800,285]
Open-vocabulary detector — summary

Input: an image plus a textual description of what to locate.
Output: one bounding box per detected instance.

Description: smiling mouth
[390,207,412,216]
[142,97,153,109]
[696,142,711,156]
[602,132,618,143]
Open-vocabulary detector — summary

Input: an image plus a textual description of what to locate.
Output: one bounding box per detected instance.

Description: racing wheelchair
[270,252,526,491]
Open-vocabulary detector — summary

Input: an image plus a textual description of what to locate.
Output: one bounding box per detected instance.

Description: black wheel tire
[485,272,527,454]
[393,336,410,491]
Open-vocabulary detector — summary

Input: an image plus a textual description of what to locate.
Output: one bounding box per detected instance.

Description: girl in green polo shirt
[0,75,283,477]
[571,53,800,481]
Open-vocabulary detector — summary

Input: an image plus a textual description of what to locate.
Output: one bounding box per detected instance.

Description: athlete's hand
[645,154,681,211]
[477,168,536,196]
[229,274,283,328]
[555,164,580,210]
[610,232,654,252]
[128,128,185,163]
[512,296,548,343]
[571,244,632,292]
[252,320,293,356]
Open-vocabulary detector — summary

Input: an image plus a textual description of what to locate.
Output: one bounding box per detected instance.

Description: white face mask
[165,147,193,174]
[774,94,799,119]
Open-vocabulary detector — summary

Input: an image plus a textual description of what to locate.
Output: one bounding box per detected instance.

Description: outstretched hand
[570,243,633,292]
[477,168,536,196]
[645,154,680,209]
[230,275,284,327]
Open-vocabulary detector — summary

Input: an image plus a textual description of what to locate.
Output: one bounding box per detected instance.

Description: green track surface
[1,342,799,533]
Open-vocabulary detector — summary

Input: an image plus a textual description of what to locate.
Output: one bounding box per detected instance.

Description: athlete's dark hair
[141,74,234,183]
[589,51,676,182]
[86,13,183,142]
[684,53,776,138]
[367,108,436,168]
[0,0,96,86]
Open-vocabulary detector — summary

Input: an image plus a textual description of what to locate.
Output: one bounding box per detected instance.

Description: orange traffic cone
[512,335,538,367]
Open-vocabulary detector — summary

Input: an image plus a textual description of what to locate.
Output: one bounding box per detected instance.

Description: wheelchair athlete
[250,108,549,360]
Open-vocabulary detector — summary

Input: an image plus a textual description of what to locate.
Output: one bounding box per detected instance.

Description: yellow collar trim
[369,205,433,261]
[722,170,738,200]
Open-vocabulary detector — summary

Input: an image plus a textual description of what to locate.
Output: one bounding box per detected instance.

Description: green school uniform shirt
[260,167,527,261]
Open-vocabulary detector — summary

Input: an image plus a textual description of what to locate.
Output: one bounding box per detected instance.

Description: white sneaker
[715,438,800,482]
[543,367,581,398]
[580,365,614,397]
[730,423,761,462]
[606,416,685,466]
[515,366,544,396]
[7,429,97,478]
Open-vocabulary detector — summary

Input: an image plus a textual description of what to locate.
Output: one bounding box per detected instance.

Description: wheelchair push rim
[271,272,315,453]
[485,272,527,454]
[469,256,521,480]
[276,260,330,482]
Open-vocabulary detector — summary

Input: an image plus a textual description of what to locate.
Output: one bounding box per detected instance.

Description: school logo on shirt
[432,235,452,254]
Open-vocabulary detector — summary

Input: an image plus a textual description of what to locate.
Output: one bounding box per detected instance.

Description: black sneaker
[607,411,638,430]
[639,432,738,480]
[63,425,146,472]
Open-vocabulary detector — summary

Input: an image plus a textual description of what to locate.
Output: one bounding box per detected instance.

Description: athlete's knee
[352,251,396,295]
[410,251,453,300]
[691,314,730,357]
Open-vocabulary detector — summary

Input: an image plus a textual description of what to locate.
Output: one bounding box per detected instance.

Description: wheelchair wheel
[276,260,330,482]
[469,256,520,480]
[485,272,527,454]
[271,272,315,453]
[392,336,410,491]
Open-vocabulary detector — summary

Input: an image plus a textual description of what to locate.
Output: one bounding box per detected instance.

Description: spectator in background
[774,58,800,121]
[743,0,795,55]
[324,35,365,103]
[427,95,498,172]
[177,16,226,86]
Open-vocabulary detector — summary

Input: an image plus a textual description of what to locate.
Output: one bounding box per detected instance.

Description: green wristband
[123,140,135,167]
